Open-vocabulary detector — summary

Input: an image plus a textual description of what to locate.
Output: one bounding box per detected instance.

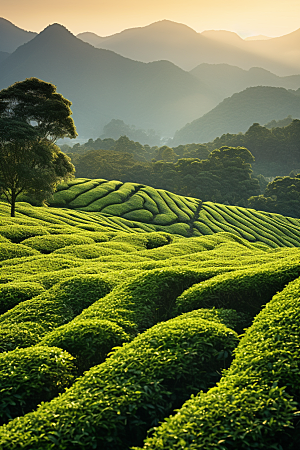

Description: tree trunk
[10,191,16,217]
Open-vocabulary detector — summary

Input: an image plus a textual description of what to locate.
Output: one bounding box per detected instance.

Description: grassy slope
[0,180,300,448]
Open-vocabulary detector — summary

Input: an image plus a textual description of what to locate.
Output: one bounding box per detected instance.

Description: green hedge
[0,322,46,353]
[0,282,45,314]
[0,275,114,333]
[0,243,40,262]
[0,346,76,424]
[53,243,128,259]
[0,225,49,243]
[175,257,300,316]
[0,314,238,449]
[135,275,300,450]
[39,318,130,373]
[21,234,96,253]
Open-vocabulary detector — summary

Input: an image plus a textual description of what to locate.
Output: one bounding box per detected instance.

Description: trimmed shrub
[135,275,300,450]
[123,209,154,222]
[53,243,128,259]
[21,234,95,253]
[39,319,130,373]
[78,267,226,333]
[0,225,49,243]
[175,257,300,316]
[0,243,40,261]
[0,315,238,449]
[0,346,76,424]
[0,322,47,353]
[0,275,114,331]
[180,307,252,334]
[0,282,45,314]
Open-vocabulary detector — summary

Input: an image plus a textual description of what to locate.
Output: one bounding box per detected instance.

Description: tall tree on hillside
[0,78,76,216]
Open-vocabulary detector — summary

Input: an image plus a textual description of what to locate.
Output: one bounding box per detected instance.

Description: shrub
[0,282,45,314]
[53,243,127,259]
[0,322,47,353]
[21,234,95,253]
[135,276,300,450]
[0,225,49,243]
[0,346,76,424]
[39,319,130,373]
[0,315,238,449]
[0,275,114,332]
[79,267,226,333]
[175,257,300,316]
[0,243,40,261]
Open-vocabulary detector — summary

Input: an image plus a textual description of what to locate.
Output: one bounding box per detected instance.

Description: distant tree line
[67,144,260,207]
[60,120,300,217]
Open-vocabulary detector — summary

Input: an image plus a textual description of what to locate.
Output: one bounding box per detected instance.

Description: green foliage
[249,175,300,218]
[0,225,49,243]
[0,282,45,314]
[39,319,130,373]
[175,258,300,316]
[0,346,76,424]
[0,275,113,333]
[0,315,238,449]
[136,276,300,450]
[21,234,95,253]
[0,242,40,261]
[0,84,76,215]
[0,323,46,353]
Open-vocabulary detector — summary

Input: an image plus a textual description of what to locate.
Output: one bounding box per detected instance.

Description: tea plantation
[0,179,300,449]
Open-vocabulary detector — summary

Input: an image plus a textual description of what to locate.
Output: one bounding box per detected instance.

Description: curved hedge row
[175,257,300,316]
[0,275,114,337]
[0,313,238,449]
[135,276,300,450]
[0,282,45,315]
[0,346,76,424]
[39,319,130,373]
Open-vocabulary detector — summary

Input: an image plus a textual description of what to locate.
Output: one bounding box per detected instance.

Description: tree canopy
[0,78,76,216]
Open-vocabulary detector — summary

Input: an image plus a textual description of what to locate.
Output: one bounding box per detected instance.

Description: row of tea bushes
[0,275,115,351]
[0,311,239,449]
[175,256,300,316]
[2,192,300,245]
[135,276,300,450]
[0,346,76,425]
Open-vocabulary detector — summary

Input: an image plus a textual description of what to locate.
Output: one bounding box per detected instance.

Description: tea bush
[175,257,300,316]
[0,282,45,314]
[0,275,114,334]
[0,243,40,261]
[135,275,300,450]
[39,318,130,373]
[0,346,76,424]
[21,234,95,253]
[0,322,46,353]
[0,225,49,243]
[0,315,238,449]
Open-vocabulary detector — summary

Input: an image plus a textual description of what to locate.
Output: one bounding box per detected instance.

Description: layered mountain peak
[0,17,37,52]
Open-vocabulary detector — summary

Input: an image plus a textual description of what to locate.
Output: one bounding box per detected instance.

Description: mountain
[172,86,300,145]
[77,20,300,75]
[0,18,37,53]
[0,51,9,64]
[0,23,220,138]
[190,64,300,98]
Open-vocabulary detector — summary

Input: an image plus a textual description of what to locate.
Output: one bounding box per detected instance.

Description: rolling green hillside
[0,180,300,448]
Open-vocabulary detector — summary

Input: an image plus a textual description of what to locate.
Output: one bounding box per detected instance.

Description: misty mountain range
[0,17,300,142]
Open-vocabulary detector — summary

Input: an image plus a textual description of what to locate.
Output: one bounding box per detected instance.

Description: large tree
[0,78,77,216]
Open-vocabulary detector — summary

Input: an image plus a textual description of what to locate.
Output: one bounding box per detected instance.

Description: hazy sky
[1,0,300,38]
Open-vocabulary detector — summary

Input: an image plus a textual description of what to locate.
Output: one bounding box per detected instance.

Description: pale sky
[1,0,299,38]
